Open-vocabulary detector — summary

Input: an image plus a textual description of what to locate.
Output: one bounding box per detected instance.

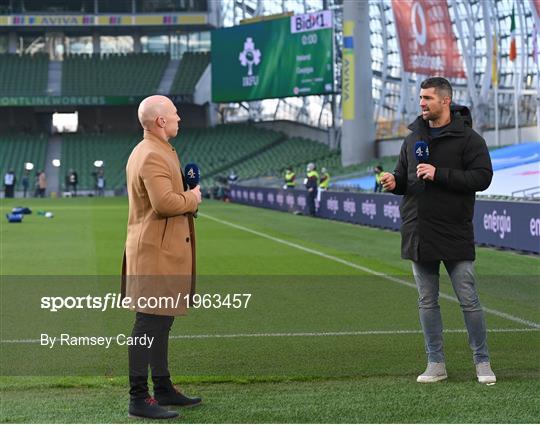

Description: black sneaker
[155,386,202,408]
[128,397,180,419]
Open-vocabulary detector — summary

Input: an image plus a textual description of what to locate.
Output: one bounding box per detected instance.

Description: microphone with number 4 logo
[414,141,430,164]
[184,163,200,218]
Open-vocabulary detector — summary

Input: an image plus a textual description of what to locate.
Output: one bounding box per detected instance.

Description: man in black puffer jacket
[381,77,496,384]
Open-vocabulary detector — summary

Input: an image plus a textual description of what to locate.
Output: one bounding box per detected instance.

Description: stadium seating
[56,126,401,191]
[62,53,169,96]
[169,52,210,95]
[60,133,140,190]
[172,124,284,184]
[232,136,334,181]
[0,134,48,186]
[0,53,49,96]
[228,136,400,188]
[58,125,283,190]
[316,152,399,179]
[16,123,404,192]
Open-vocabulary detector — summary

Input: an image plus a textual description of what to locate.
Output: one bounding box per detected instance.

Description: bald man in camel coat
[122,95,202,420]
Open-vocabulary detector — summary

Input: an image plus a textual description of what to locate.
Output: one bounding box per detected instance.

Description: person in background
[4,170,16,198]
[374,165,384,192]
[283,166,296,190]
[21,170,29,198]
[68,169,78,196]
[317,167,330,203]
[96,168,106,196]
[34,172,40,197]
[319,167,330,190]
[304,163,318,216]
[227,170,238,185]
[36,170,46,198]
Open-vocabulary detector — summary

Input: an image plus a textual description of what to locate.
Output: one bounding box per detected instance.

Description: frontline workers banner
[0,95,196,107]
[0,95,145,107]
[391,0,466,78]
[211,10,334,102]
[229,186,540,254]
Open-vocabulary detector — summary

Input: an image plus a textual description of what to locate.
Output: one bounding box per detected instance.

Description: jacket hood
[450,103,473,127]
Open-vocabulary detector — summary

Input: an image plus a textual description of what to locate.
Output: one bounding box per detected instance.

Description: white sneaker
[417,362,448,383]
[476,362,496,384]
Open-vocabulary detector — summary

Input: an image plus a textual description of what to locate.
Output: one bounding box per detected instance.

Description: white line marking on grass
[1,328,538,344]
[200,213,540,329]
[169,328,540,339]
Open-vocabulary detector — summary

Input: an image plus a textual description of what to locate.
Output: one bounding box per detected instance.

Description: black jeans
[129,312,175,401]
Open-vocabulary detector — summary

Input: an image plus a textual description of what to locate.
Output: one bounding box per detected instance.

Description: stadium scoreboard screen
[211,10,334,103]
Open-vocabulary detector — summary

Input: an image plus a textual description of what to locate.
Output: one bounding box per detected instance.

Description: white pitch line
[170,328,540,339]
[1,328,538,344]
[200,213,540,329]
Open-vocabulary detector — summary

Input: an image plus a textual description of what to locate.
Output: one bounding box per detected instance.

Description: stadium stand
[0,134,48,182]
[169,52,210,95]
[60,133,140,191]
[58,125,283,190]
[232,136,334,181]
[62,53,169,96]
[173,124,284,182]
[0,125,405,194]
[0,53,49,96]
[230,137,401,190]
[318,153,399,180]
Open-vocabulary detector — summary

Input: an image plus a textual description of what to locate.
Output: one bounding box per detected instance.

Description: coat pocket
[160,218,169,248]
[161,217,176,250]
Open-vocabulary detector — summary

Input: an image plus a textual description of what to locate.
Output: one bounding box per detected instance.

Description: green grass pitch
[0,197,539,423]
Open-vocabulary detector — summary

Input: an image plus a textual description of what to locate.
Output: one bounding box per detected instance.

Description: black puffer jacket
[392,105,493,261]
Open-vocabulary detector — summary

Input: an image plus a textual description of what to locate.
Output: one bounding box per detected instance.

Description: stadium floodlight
[52,159,61,167]
[94,160,104,168]
[24,162,34,171]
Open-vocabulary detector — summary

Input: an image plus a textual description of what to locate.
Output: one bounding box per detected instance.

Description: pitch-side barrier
[229,185,540,254]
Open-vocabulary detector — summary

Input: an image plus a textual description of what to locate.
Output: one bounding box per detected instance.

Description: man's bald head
[138,95,174,129]
[138,95,180,140]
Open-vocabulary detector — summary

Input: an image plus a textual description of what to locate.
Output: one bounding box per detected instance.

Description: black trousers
[4,185,14,198]
[129,312,175,401]
[307,190,316,216]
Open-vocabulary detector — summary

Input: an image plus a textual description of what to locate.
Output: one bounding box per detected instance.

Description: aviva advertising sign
[1,14,207,26]
[341,20,355,120]
[211,11,334,103]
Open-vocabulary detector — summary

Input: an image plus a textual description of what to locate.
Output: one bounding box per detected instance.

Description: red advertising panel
[532,0,540,19]
[392,0,466,78]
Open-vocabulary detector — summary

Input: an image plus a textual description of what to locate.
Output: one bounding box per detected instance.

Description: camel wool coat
[121,130,198,316]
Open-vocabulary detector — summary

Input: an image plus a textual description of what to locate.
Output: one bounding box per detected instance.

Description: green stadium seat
[58,125,283,190]
[233,136,336,181]
[62,53,169,96]
[60,133,140,190]
[170,52,210,95]
[0,53,49,96]
[0,134,48,188]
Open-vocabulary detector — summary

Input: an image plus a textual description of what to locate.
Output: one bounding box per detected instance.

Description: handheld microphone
[184,163,200,188]
[184,163,200,218]
[414,141,429,164]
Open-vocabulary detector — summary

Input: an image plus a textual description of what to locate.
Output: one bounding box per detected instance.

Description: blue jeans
[412,260,490,364]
